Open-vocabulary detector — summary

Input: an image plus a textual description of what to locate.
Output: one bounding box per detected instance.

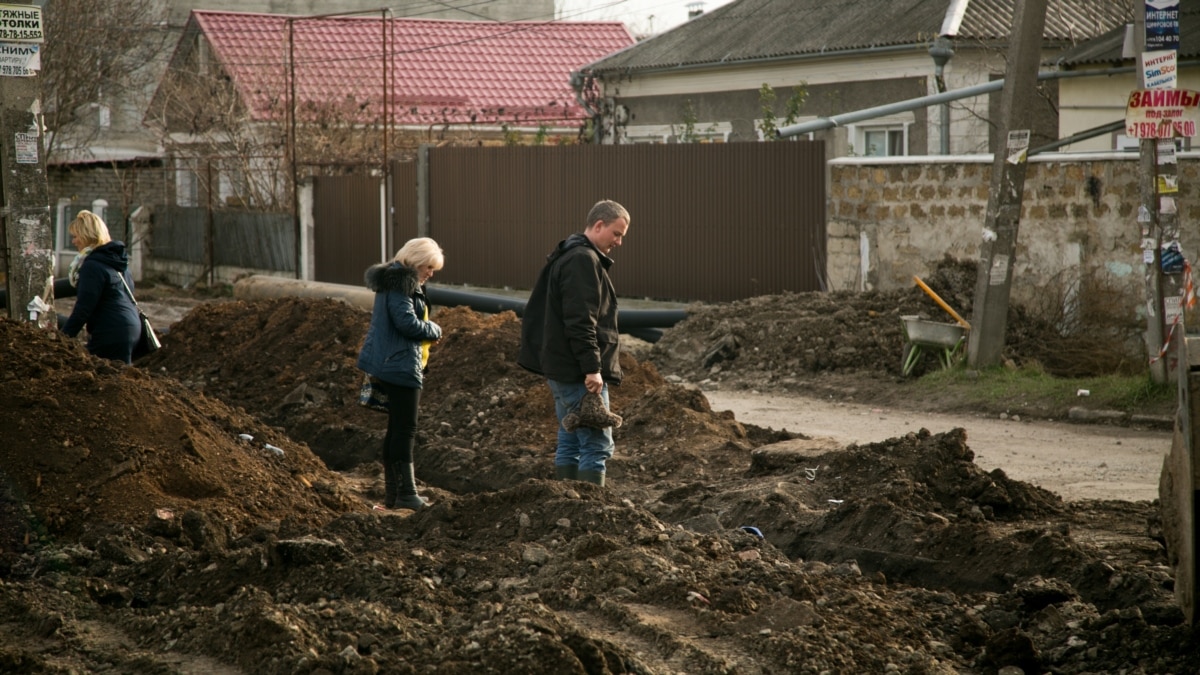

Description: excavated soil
[0,272,1195,674]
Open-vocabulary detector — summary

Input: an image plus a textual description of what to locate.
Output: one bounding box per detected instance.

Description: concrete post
[0,1,53,326]
[967,0,1049,367]
[1134,7,1178,384]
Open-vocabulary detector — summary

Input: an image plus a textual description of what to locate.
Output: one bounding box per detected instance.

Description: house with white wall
[1055,9,1200,153]
[575,0,1130,158]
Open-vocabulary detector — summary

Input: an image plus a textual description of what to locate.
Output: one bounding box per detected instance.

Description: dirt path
[704,389,1173,503]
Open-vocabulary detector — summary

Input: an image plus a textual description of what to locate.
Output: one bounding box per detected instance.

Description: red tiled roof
[190,10,634,127]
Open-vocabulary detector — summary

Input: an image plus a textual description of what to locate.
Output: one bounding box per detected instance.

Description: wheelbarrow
[901,275,971,377]
[900,315,967,376]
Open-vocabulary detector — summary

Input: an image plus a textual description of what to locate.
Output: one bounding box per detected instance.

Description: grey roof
[584,0,1132,74]
[1057,10,1200,65]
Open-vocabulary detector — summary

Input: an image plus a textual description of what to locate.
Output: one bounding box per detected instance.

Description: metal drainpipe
[929,36,954,155]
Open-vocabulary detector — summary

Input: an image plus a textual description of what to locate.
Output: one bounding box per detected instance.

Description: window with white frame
[863,127,906,156]
[55,198,72,251]
[175,157,199,207]
[846,117,913,157]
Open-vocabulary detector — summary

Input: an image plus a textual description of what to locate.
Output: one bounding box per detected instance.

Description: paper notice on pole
[1160,195,1177,214]
[1146,0,1180,52]
[1157,173,1179,193]
[1157,139,1177,163]
[1126,89,1200,138]
[989,254,1009,286]
[1142,50,1177,89]
[0,4,42,43]
[14,130,36,163]
[1005,129,1030,164]
[0,41,37,76]
[1165,294,1183,323]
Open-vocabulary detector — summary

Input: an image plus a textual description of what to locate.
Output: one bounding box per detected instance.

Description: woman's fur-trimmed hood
[364,262,420,295]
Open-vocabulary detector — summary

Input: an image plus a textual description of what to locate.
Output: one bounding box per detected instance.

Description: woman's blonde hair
[69,210,112,249]
[393,237,444,271]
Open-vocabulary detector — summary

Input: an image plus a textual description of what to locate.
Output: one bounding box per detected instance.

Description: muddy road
[705,389,1172,503]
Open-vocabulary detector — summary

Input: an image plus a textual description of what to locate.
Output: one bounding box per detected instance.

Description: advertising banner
[0,41,38,76]
[1146,0,1180,51]
[0,3,42,43]
[1126,89,1200,138]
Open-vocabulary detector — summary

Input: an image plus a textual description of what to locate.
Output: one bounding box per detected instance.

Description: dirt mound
[0,318,361,556]
[139,296,380,470]
[651,256,982,388]
[2,290,1197,674]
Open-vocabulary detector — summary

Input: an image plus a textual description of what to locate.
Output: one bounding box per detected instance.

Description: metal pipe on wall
[777,63,1151,139]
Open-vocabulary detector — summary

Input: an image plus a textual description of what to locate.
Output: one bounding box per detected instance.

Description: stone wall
[826,153,1199,305]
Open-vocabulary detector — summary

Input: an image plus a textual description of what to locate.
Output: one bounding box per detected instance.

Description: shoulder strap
[117,272,141,309]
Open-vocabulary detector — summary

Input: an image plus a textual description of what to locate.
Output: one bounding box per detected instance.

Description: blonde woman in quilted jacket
[357,238,444,510]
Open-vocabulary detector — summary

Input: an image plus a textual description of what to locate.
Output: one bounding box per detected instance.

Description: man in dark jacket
[518,200,630,487]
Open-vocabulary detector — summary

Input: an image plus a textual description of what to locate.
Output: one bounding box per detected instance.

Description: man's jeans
[547,379,614,474]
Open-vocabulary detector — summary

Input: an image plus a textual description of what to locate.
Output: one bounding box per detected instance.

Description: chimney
[687,2,705,20]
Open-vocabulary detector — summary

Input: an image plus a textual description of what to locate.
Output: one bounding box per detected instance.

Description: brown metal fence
[310,163,419,286]
[392,161,418,246]
[426,142,825,302]
[310,142,826,301]
[312,175,385,286]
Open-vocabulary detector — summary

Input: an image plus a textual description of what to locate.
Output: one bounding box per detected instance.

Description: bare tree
[40,0,171,161]
[146,48,572,208]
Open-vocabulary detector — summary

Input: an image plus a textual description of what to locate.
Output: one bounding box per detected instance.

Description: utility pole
[1132,1,1184,384]
[0,1,53,327]
[967,0,1049,367]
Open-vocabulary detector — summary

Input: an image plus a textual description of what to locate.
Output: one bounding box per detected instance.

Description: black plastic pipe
[426,287,687,343]
[8,279,680,343]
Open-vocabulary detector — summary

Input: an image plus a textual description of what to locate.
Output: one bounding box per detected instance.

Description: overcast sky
[557,0,736,35]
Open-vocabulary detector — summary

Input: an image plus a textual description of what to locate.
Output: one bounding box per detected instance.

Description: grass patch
[910,366,1175,418]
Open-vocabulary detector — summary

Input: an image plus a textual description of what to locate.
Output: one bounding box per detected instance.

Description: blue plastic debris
[739,526,764,539]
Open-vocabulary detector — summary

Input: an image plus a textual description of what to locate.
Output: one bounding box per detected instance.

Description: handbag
[358,374,389,412]
[118,274,161,357]
[135,311,161,356]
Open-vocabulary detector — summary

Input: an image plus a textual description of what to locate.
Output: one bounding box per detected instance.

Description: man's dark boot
[555,464,578,481]
[577,469,605,487]
[394,462,429,510]
[383,461,400,509]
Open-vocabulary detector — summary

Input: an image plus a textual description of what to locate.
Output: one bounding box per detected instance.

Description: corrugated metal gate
[312,175,385,286]
[312,143,825,301]
[312,164,418,286]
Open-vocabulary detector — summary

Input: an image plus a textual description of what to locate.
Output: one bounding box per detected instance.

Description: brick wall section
[827,155,1199,304]
[48,163,169,229]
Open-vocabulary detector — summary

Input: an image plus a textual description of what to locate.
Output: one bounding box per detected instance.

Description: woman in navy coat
[357,237,444,510]
[61,210,141,364]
